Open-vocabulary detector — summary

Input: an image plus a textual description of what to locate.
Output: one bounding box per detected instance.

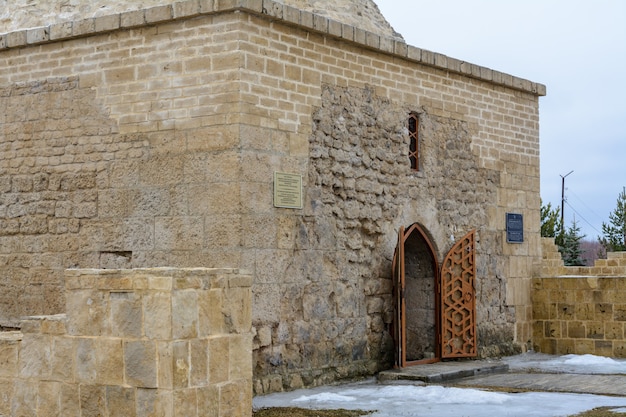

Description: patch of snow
[293,392,357,403]
[254,380,626,417]
[505,352,626,375]
[254,354,626,417]
[562,354,620,366]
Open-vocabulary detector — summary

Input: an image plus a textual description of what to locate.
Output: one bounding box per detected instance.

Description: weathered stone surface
[59,383,81,417]
[0,0,402,41]
[0,378,13,416]
[208,337,229,384]
[144,291,172,340]
[76,338,97,383]
[533,245,626,357]
[0,0,541,401]
[106,385,136,417]
[136,388,173,417]
[219,379,252,417]
[197,385,219,417]
[198,289,224,337]
[172,289,198,339]
[66,289,109,337]
[172,340,190,389]
[0,335,20,377]
[97,338,124,385]
[124,340,157,388]
[253,83,492,387]
[173,388,197,416]
[50,336,75,381]
[157,341,174,389]
[79,384,107,417]
[18,334,51,379]
[11,379,37,417]
[0,268,253,416]
[190,339,208,386]
[222,287,251,334]
[229,334,253,381]
[110,291,142,338]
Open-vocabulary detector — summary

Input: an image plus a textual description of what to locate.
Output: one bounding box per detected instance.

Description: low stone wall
[0,267,252,417]
[533,238,626,357]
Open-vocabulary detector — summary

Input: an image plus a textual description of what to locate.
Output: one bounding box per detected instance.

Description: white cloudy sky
[376,0,626,239]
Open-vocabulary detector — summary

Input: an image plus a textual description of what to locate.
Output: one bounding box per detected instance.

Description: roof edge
[0,0,546,96]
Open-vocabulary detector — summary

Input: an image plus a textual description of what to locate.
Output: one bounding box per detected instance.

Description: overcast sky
[376,0,626,240]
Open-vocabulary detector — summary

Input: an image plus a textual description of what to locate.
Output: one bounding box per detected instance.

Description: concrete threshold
[378,360,509,384]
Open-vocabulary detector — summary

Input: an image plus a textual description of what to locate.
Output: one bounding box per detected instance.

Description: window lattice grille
[408,113,419,170]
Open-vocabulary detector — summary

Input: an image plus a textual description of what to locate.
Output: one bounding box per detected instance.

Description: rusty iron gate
[392,226,476,367]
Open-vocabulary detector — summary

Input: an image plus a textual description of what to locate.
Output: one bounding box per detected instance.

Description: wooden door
[392,224,440,367]
[393,227,477,367]
[440,230,477,358]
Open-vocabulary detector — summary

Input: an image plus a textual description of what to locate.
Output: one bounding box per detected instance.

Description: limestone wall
[0,0,544,393]
[0,0,402,40]
[533,238,626,357]
[0,267,253,417]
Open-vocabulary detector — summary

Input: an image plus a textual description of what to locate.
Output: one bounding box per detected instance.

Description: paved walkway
[378,360,509,384]
[454,372,626,396]
[377,357,626,397]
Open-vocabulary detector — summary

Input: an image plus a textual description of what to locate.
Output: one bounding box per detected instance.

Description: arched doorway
[393,225,476,367]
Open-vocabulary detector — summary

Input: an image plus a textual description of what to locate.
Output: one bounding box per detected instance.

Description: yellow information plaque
[273,172,302,209]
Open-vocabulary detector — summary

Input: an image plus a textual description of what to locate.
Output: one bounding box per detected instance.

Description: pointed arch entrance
[393,225,476,367]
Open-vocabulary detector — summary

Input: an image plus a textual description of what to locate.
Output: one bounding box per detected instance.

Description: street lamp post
[560,170,574,233]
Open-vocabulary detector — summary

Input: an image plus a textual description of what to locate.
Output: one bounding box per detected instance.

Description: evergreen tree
[540,200,560,238]
[541,200,562,246]
[599,187,626,252]
[559,218,586,266]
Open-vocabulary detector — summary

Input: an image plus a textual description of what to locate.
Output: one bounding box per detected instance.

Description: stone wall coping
[0,0,546,96]
[20,313,67,321]
[65,266,251,275]
[549,275,626,278]
[0,330,23,341]
[65,267,253,290]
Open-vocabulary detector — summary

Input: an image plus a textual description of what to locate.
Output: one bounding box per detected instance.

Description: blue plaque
[506,213,523,243]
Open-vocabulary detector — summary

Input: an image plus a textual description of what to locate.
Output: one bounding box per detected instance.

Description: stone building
[0,0,545,393]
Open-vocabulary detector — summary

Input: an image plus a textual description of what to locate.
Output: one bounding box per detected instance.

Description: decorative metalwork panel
[408,113,419,170]
[440,230,477,359]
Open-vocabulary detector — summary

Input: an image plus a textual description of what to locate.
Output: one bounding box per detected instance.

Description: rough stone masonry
[0,0,545,394]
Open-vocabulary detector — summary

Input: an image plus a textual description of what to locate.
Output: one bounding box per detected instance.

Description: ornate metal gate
[393,227,476,366]
[440,230,476,358]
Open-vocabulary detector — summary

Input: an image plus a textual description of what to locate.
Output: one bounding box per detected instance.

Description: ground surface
[572,409,626,417]
[252,407,625,417]
[253,353,626,417]
[254,408,371,417]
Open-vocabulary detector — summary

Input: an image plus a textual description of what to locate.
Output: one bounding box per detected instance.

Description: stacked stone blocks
[534,238,626,357]
[0,0,545,96]
[0,267,252,417]
[0,0,544,394]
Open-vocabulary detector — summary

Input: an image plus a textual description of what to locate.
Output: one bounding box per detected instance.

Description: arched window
[408,113,420,171]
